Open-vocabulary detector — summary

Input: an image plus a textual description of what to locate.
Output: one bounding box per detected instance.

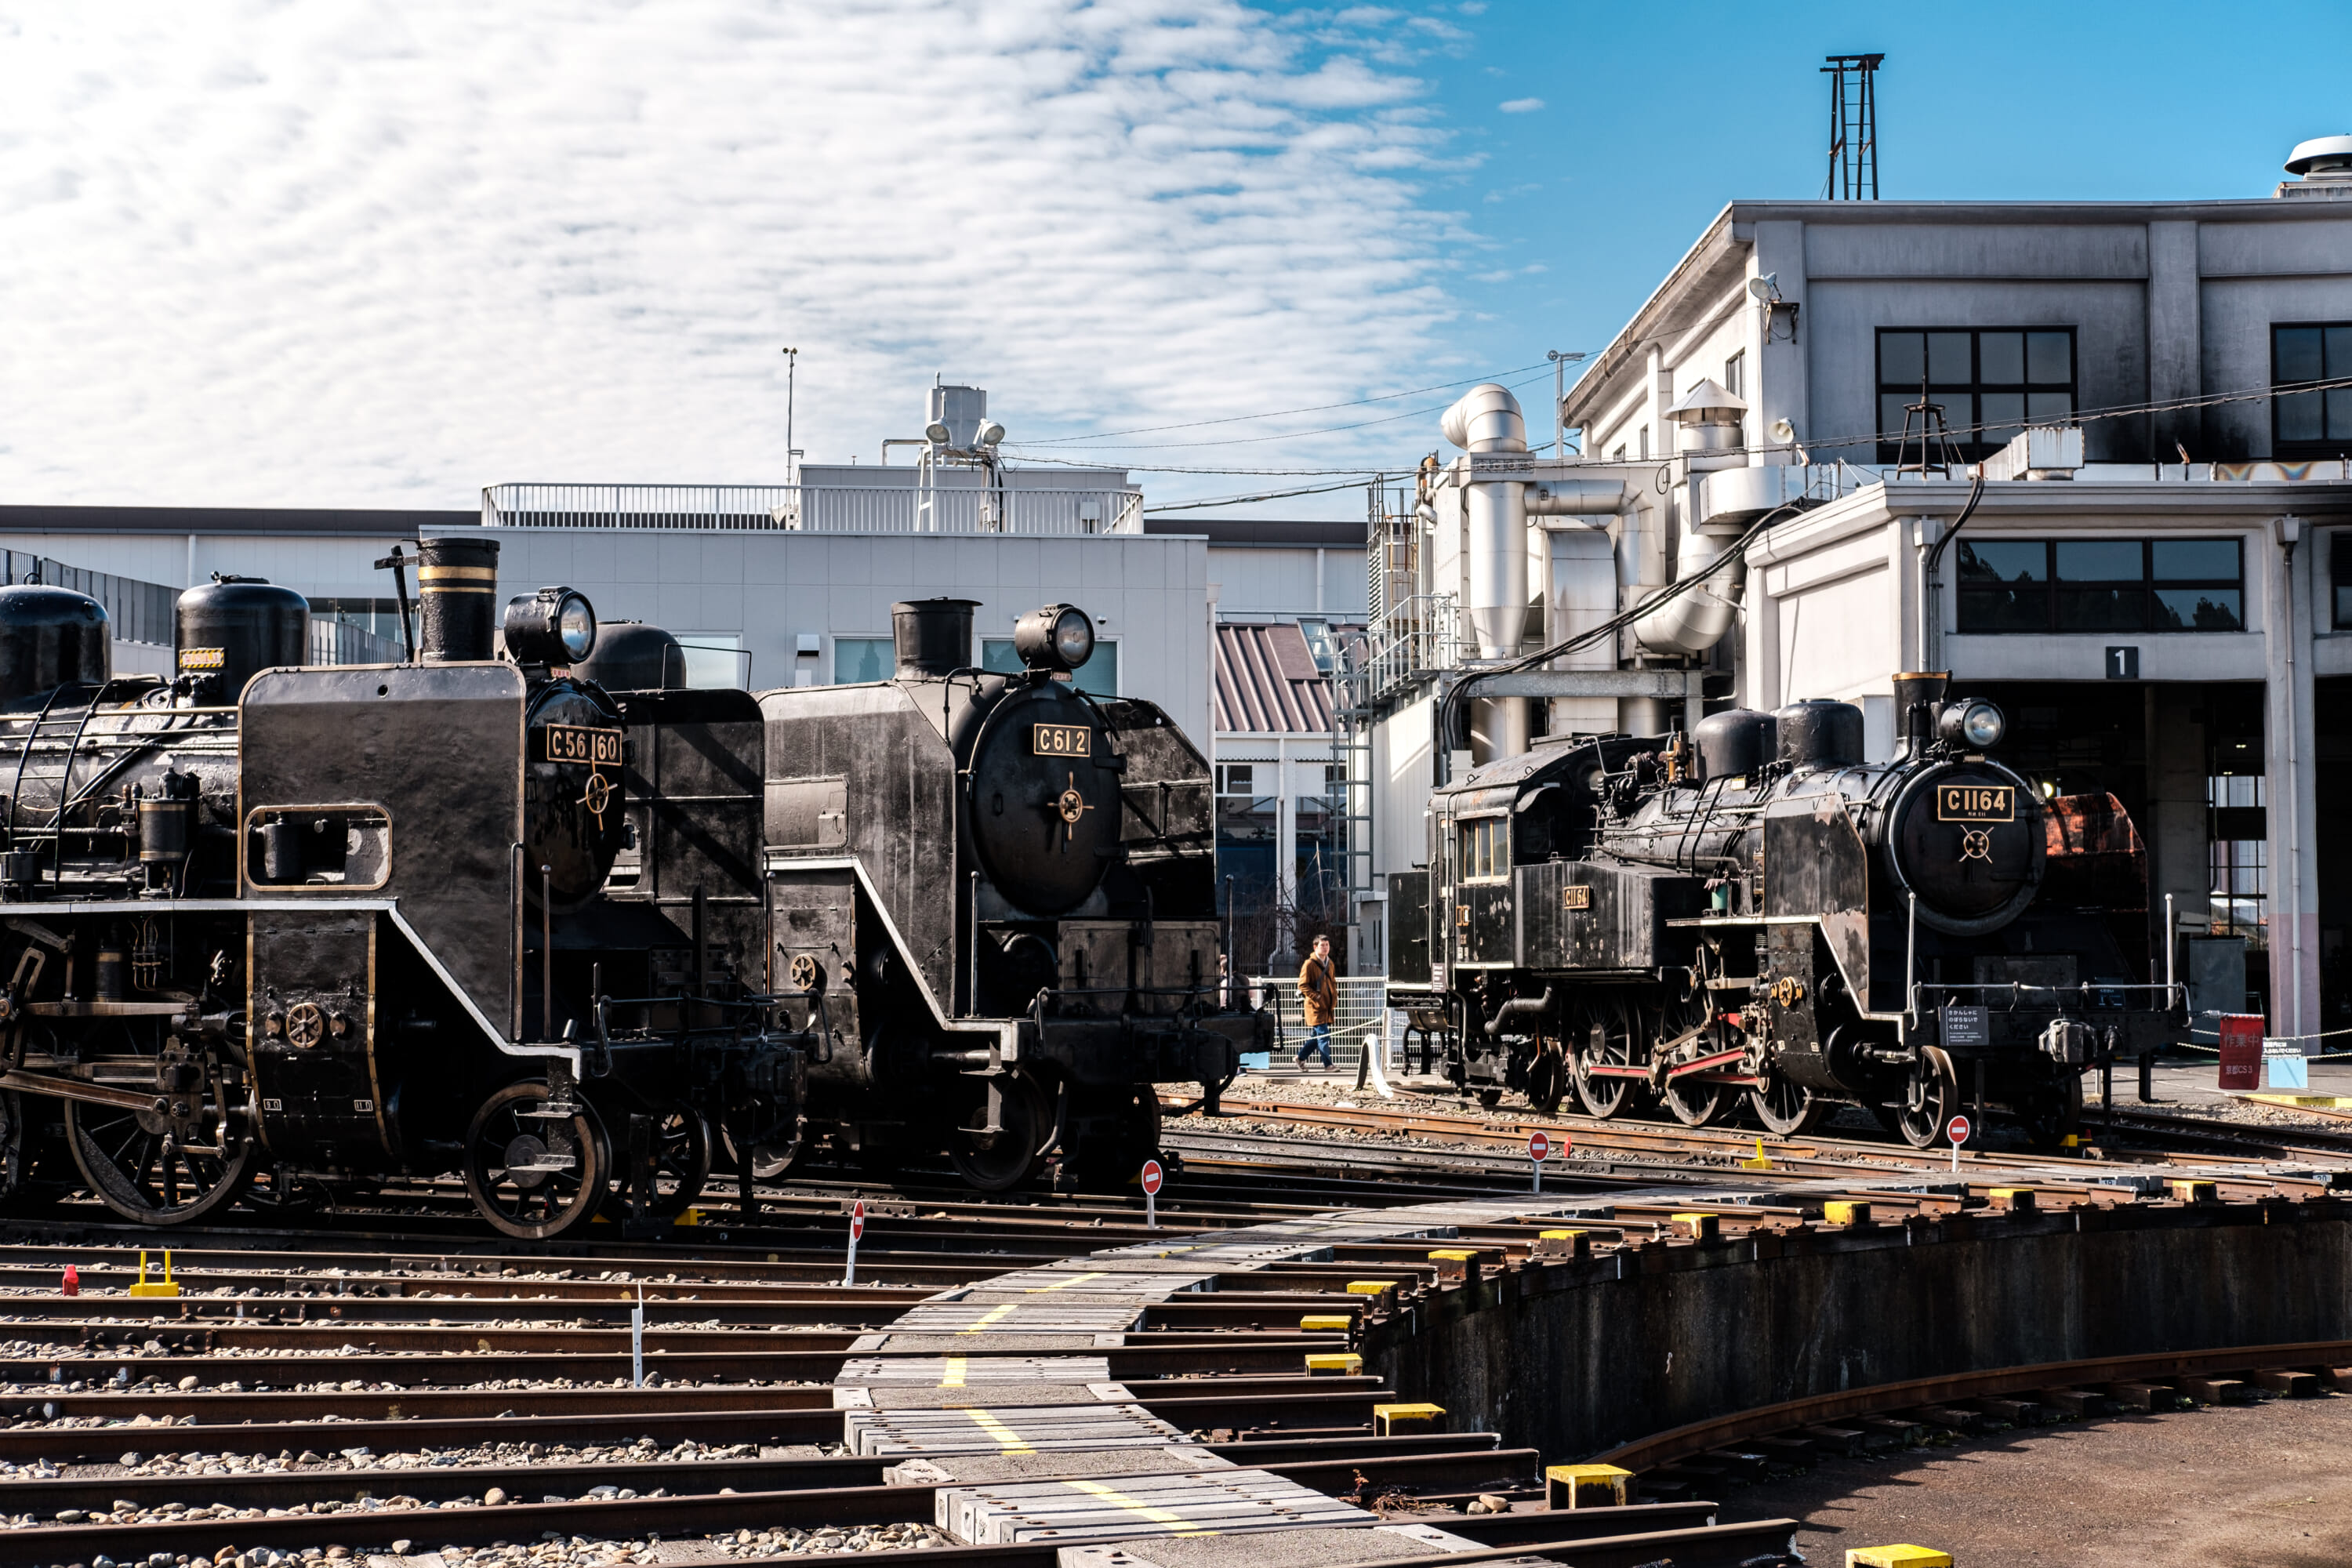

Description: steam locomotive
[0,540,804,1239]
[753,597,1265,1191]
[1388,673,2181,1147]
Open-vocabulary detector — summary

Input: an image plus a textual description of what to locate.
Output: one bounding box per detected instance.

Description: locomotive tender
[1390,673,2181,1147]
[0,540,805,1239]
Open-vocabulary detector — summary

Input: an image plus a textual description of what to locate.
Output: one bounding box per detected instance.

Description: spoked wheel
[1749,1065,1831,1138]
[2018,1073,2085,1152]
[1067,1083,1163,1188]
[947,1070,1051,1192]
[463,1080,610,1240]
[614,1105,713,1218]
[1524,1046,1566,1116]
[64,1094,256,1226]
[719,1096,805,1182]
[1891,1045,1959,1149]
[1657,996,1728,1128]
[1573,993,1649,1120]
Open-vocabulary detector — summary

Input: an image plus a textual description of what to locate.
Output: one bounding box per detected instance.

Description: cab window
[1457,817,1508,883]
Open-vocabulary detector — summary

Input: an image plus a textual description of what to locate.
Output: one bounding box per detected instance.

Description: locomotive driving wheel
[1523,1042,1566,1116]
[1573,993,1649,1120]
[63,1029,256,1225]
[946,1069,1051,1192]
[463,1080,609,1240]
[1749,1065,1831,1138]
[1657,994,1728,1128]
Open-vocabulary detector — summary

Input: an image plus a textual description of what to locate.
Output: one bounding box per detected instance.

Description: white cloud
[1497,96,1544,114]
[0,1,1463,507]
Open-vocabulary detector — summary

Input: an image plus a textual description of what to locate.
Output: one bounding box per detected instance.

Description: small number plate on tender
[1561,884,1592,910]
[1033,723,1091,757]
[542,724,622,767]
[1936,784,2013,822]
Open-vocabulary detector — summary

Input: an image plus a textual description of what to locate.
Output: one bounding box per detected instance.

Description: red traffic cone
[61,1265,79,1297]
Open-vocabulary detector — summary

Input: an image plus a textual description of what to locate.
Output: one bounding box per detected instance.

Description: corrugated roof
[1215,621,1334,735]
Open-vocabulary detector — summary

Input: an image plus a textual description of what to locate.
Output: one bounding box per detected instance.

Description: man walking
[1296,934,1338,1072]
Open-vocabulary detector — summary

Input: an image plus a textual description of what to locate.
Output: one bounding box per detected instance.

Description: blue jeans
[1297,1022,1331,1069]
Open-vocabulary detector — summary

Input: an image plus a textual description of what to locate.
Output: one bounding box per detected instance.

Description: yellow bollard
[1846,1548,1951,1567]
[129,1250,181,1299]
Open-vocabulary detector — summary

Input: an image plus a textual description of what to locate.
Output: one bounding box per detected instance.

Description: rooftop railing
[481,482,1145,535]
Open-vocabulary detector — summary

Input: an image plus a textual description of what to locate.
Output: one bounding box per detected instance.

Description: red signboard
[1140,1160,1164,1196]
[2217,1014,2264,1091]
[850,1199,867,1242]
[1946,1115,1971,1146]
[1526,1131,1550,1163]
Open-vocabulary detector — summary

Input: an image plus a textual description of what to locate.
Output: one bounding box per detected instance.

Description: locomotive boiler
[756,597,1268,1189]
[0,540,803,1239]
[1389,673,2181,1147]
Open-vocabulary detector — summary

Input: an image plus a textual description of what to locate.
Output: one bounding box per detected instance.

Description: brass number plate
[1936,784,2014,822]
[1562,884,1592,910]
[1033,723,1091,757]
[543,724,622,767]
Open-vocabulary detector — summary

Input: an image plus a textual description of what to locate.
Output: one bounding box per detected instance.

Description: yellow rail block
[1544,1463,1632,1508]
[1533,1230,1590,1260]
[1987,1187,2038,1212]
[1305,1352,1363,1377]
[2169,1179,2218,1204]
[1821,1201,1872,1228]
[1345,1280,1396,1296]
[1669,1213,1722,1243]
[126,1251,180,1300]
[1373,1402,1445,1436]
[1426,1249,1478,1261]
[1739,1137,1774,1171]
[1846,1548,1951,1567]
[1299,1315,1353,1332]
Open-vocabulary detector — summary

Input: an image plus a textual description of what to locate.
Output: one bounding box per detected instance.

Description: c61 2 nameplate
[1936,784,2013,822]
[1033,723,1091,757]
[541,724,622,767]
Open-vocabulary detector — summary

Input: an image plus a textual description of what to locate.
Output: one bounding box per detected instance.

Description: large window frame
[1457,815,1509,884]
[1876,328,2077,464]
[1953,537,2245,636]
[2272,322,2352,457]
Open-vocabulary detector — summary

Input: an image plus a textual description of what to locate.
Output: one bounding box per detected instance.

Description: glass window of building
[834,637,892,684]
[1723,350,1744,399]
[2272,323,2352,456]
[677,633,748,688]
[1877,328,2075,463]
[2208,760,2267,947]
[2335,532,2352,629]
[1955,538,2242,634]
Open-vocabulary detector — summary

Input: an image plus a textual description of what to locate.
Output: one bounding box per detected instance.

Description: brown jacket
[1298,953,1338,1025]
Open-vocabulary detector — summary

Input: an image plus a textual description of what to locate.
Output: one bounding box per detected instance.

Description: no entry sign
[851,1198,867,1241]
[1140,1160,1164,1196]
[1527,1129,1551,1192]
[1946,1116,1970,1146]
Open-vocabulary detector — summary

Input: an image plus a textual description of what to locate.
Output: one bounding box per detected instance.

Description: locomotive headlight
[1937,699,2007,750]
[1012,603,1095,672]
[503,586,598,666]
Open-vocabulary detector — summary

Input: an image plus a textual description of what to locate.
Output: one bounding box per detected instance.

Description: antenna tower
[1821,53,1884,200]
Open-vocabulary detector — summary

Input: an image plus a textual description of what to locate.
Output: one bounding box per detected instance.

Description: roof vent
[2278,135,2352,198]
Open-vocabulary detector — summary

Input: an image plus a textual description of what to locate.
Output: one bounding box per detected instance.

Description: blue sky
[1399,0,2352,393]
[1,2,2345,510]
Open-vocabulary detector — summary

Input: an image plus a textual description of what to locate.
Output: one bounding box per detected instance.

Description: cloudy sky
[2,1,2347,513]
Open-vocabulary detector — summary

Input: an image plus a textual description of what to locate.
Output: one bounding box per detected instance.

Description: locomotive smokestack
[1892,670,1950,757]
[416,537,500,662]
[891,597,978,679]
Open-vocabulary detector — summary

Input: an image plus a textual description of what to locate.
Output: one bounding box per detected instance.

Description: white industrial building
[1354,137,2352,1045]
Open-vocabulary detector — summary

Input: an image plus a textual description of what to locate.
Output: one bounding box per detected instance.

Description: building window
[982,637,1119,695]
[1457,816,1508,882]
[1877,328,2075,463]
[1723,350,1745,399]
[834,637,892,683]
[1216,763,1254,794]
[1955,538,2243,634]
[2272,323,2352,456]
[1638,426,1650,460]
[2335,532,2352,629]
[2209,768,2267,946]
[677,633,749,689]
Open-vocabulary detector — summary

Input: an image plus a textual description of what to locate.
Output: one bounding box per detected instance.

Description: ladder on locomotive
[3,681,111,876]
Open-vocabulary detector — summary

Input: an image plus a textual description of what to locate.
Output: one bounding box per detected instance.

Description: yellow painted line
[1063,1478,1215,1536]
[1026,1271,1106,1294]
[958,1303,1021,1334]
[939,1356,967,1389]
[963,1408,1035,1455]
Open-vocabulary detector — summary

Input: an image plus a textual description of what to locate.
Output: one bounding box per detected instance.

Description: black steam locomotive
[0,540,804,1239]
[1389,674,2180,1147]
[753,597,1265,1190]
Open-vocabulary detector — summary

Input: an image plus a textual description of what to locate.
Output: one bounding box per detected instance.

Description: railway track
[0,1105,2341,1568]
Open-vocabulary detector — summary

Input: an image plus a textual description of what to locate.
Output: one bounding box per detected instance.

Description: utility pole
[782,347,800,485]
[1545,350,1585,457]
